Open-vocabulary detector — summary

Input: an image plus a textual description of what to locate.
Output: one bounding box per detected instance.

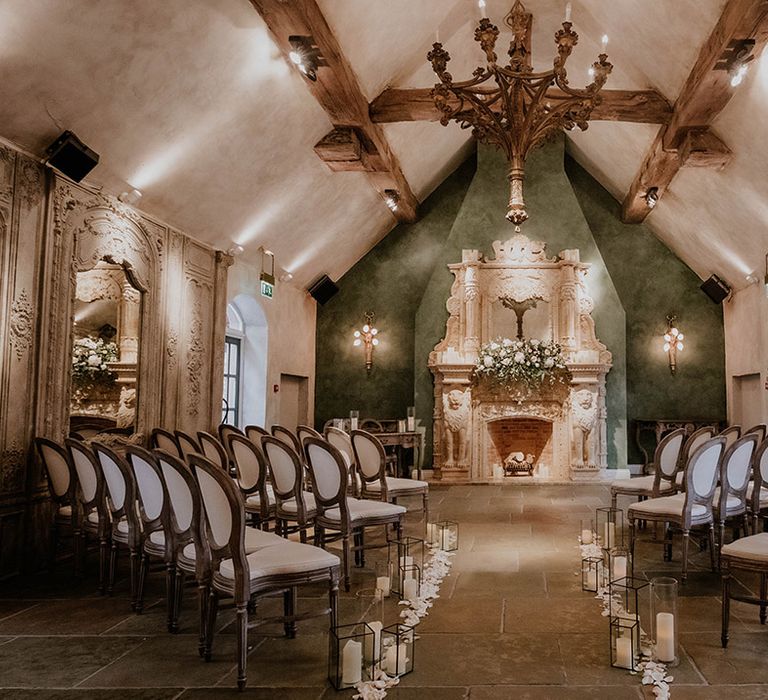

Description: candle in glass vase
[604,521,615,549]
[581,527,593,544]
[363,621,383,664]
[376,576,390,597]
[612,554,627,581]
[616,636,633,669]
[399,556,413,575]
[384,643,407,675]
[403,577,419,601]
[655,612,676,662]
[342,639,362,685]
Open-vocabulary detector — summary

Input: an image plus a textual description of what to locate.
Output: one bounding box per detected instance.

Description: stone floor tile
[471,685,643,699]
[681,631,768,684]
[503,597,606,634]
[0,691,181,699]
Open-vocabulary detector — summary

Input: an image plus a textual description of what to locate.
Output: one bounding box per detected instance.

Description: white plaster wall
[227,261,316,430]
[723,283,768,425]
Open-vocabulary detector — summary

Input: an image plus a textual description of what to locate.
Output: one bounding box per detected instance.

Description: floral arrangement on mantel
[473,337,572,395]
[71,337,118,388]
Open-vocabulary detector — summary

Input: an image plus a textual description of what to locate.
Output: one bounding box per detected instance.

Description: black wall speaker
[308,274,339,305]
[700,274,731,304]
[45,130,99,182]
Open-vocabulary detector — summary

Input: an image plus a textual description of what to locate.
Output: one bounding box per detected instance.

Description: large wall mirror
[69,261,141,436]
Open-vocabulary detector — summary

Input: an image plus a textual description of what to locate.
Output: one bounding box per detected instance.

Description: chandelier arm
[520,73,556,141]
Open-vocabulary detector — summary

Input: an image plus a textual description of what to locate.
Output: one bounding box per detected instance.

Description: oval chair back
[35,437,74,509]
[652,428,685,494]
[218,423,243,463]
[272,425,302,455]
[745,424,767,442]
[297,425,322,445]
[150,428,182,458]
[304,437,348,523]
[175,431,201,461]
[719,434,759,517]
[188,453,250,604]
[244,425,269,442]
[720,425,742,450]
[677,426,717,492]
[126,445,171,559]
[751,438,768,526]
[92,442,142,552]
[351,429,386,489]
[262,435,303,502]
[66,438,106,526]
[227,433,271,524]
[197,431,228,471]
[682,437,726,528]
[155,449,206,580]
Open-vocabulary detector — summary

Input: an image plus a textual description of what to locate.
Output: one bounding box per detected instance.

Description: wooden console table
[634,418,725,474]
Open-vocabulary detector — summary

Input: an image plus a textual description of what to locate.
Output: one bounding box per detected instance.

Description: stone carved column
[463,256,481,360]
[117,281,140,364]
[432,375,444,480]
[559,264,577,350]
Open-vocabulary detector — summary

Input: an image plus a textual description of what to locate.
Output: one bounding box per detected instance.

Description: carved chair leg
[743,514,750,540]
[342,533,351,592]
[204,589,219,662]
[165,563,176,632]
[108,541,118,596]
[718,522,726,570]
[236,602,248,691]
[73,528,83,578]
[423,492,429,522]
[329,575,339,629]
[172,568,185,634]
[98,536,108,595]
[197,582,208,658]
[284,587,297,639]
[721,561,731,648]
[299,525,307,544]
[358,530,366,568]
[629,518,636,572]
[681,530,690,584]
[135,551,148,614]
[48,523,58,572]
[760,572,767,625]
[708,524,717,572]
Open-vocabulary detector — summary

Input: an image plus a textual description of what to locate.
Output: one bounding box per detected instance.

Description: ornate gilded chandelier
[428,1,613,228]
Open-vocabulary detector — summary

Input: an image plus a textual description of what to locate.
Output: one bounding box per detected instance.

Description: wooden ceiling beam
[249,0,418,222]
[370,87,673,125]
[622,0,768,223]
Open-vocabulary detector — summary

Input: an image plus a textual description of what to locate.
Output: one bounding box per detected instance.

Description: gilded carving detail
[18,159,43,209]
[9,288,33,360]
[186,296,204,416]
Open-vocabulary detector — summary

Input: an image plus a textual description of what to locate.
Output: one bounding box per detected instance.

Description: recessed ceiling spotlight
[288,35,323,81]
[384,189,400,213]
[645,186,659,209]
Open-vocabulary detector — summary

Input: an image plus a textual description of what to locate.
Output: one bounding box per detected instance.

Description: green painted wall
[414,139,626,468]
[315,136,726,468]
[565,156,726,462]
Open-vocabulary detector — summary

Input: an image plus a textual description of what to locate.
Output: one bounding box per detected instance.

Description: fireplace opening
[487,418,553,476]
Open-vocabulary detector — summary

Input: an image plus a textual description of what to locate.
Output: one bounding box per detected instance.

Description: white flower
[483,356,493,367]
[502,358,511,366]
[502,338,513,347]
[490,342,499,350]
[514,352,525,363]
[87,355,100,366]
[544,358,554,368]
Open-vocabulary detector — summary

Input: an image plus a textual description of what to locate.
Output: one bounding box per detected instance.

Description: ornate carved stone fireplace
[428,234,612,481]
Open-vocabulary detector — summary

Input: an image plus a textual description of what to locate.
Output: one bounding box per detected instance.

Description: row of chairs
[610,424,768,582]
[148,423,429,590]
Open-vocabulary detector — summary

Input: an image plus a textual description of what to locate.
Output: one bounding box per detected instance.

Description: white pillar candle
[350,418,359,431]
[375,576,390,597]
[565,2,572,22]
[384,643,408,675]
[399,556,414,578]
[604,522,615,549]
[581,529,593,544]
[655,612,676,662]
[363,621,383,664]
[493,465,504,480]
[612,555,627,581]
[403,577,419,601]
[407,416,415,432]
[341,639,362,685]
[616,636,633,669]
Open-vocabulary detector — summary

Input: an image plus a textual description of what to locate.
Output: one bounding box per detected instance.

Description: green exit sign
[260,279,274,298]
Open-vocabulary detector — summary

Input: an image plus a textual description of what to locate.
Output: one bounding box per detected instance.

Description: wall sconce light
[645,187,659,209]
[663,315,684,375]
[288,35,324,81]
[384,189,400,213]
[353,311,379,374]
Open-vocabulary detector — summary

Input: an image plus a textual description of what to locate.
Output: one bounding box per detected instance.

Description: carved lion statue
[571,389,597,466]
[115,386,136,429]
[442,389,470,467]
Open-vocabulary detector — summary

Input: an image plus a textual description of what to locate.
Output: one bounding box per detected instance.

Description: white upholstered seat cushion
[245,485,275,510]
[57,505,73,518]
[149,530,165,546]
[365,477,428,493]
[675,472,684,487]
[324,498,406,523]
[713,487,745,512]
[628,494,707,519]
[218,541,339,579]
[610,475,674,494]
[115,517,130,534]
[181,526,284,560]
[721,532,768,563]
[747,483,768,506]
[279,492,316,515]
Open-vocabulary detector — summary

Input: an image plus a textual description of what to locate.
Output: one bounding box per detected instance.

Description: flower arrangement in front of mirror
[71,337,118,391]
[473,337,572,399]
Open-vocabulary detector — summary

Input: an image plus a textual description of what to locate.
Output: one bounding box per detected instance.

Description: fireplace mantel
[428,234,612,482]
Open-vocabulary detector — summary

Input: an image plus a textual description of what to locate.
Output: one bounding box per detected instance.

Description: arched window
[222,302,245,425]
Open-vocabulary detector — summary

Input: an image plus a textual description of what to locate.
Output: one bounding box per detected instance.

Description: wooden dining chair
[297,424,322,445]
[745,424,768,442]
[675,425,717,492]
[189,454,340,690]
[352,429,429,516]
[325,426,360,496]
[748,439,768,534]
[719,425,742,451]
[218,423,244,464]
[227,433,275,530]
[271,425,303,456]
[35,437,79,573]
[244,425,269,442]
[262,435,317,542]
[628,437,725,582]
[150,428,181,458]
[196,431,229,471]
[66,438,109,592]
[175,430,201,461]
[92,442,143,607]
[304,436,405,591]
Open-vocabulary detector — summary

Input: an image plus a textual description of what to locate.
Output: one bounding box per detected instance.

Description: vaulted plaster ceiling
[0,0,763,292]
